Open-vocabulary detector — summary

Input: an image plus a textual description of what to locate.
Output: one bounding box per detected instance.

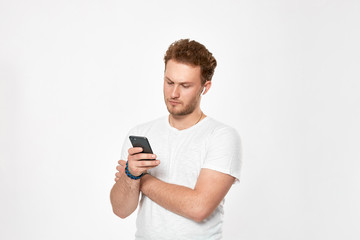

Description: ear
[202,81,212,95]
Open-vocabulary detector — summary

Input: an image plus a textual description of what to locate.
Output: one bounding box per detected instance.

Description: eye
[182,84,190,88]
[167,81,174,85]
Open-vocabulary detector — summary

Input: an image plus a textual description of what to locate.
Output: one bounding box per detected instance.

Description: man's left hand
[114,160,127,182]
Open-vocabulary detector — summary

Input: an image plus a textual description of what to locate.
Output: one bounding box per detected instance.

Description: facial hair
[164,88,202,116]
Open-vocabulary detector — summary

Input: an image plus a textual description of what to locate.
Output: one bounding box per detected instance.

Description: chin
[167,107,182,116]
[167,105,195,116]
[166,105,182,116]
[165,98,198,116]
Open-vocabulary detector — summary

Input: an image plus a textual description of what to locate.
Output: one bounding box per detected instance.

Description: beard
[165,94,200,116]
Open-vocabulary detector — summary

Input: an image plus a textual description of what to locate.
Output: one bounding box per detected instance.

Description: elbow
[110,195,134,219]
[193,216,206,223]
[192,213,208,223]
[111,196,137,219]
[112,207,131,219]
[110,186,135,219]
[190,206,213,223]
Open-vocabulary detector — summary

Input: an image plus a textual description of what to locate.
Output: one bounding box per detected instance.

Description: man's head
[163,39,217,116]
[164,39,217,85]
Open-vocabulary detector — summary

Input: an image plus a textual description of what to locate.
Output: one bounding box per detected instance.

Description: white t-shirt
[120,116,242,240]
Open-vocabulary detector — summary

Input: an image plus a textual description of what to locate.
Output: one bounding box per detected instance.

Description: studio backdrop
[1,0,359,239]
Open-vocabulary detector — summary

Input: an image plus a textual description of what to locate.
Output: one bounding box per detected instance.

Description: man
[110,39,242,239]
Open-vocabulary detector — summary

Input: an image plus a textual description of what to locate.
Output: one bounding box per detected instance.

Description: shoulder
[205,117,241,140]
[129,116,167,135]
[203,117,242,152]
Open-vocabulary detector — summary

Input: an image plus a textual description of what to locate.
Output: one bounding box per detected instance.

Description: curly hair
[164,39,217,85]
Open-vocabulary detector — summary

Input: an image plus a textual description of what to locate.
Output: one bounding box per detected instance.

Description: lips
[169,100,181,105]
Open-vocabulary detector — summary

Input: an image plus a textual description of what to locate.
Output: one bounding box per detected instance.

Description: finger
[129,153,157,161]
[128,147,143,155]
[118,160,127,165]
[115,172,121,178]
[136,165,160,172]
[134,160,160,168]
[116,165,125,171]
[115,178,119,182]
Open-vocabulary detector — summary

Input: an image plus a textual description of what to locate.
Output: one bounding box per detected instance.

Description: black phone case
[129,136,153,156]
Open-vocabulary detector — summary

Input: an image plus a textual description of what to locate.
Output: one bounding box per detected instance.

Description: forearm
[140,175,207,222]
[111,149,160,218]
[110,173,140,218]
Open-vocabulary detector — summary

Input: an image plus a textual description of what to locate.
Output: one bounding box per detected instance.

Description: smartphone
[129,135,154,160]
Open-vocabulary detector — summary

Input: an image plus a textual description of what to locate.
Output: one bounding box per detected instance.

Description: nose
[171,85,180,98]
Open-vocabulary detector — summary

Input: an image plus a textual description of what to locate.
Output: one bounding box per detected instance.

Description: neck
[169,109,205,130]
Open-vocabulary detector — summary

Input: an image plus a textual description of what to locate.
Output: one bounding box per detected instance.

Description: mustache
[168,98,182,103]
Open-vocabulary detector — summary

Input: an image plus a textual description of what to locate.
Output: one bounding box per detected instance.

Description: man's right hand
[127,147,160,176]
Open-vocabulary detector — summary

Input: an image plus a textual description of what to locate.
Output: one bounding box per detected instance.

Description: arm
[140,168,235,222]
[110,162,141,218]
[110,148,160,218]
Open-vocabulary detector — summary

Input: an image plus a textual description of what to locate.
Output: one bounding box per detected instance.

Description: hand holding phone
[126,136,160,177]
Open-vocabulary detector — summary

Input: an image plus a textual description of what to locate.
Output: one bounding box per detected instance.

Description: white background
[1,0,359,239]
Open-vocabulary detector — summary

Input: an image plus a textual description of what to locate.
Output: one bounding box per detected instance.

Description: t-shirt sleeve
[202,126,243,184]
